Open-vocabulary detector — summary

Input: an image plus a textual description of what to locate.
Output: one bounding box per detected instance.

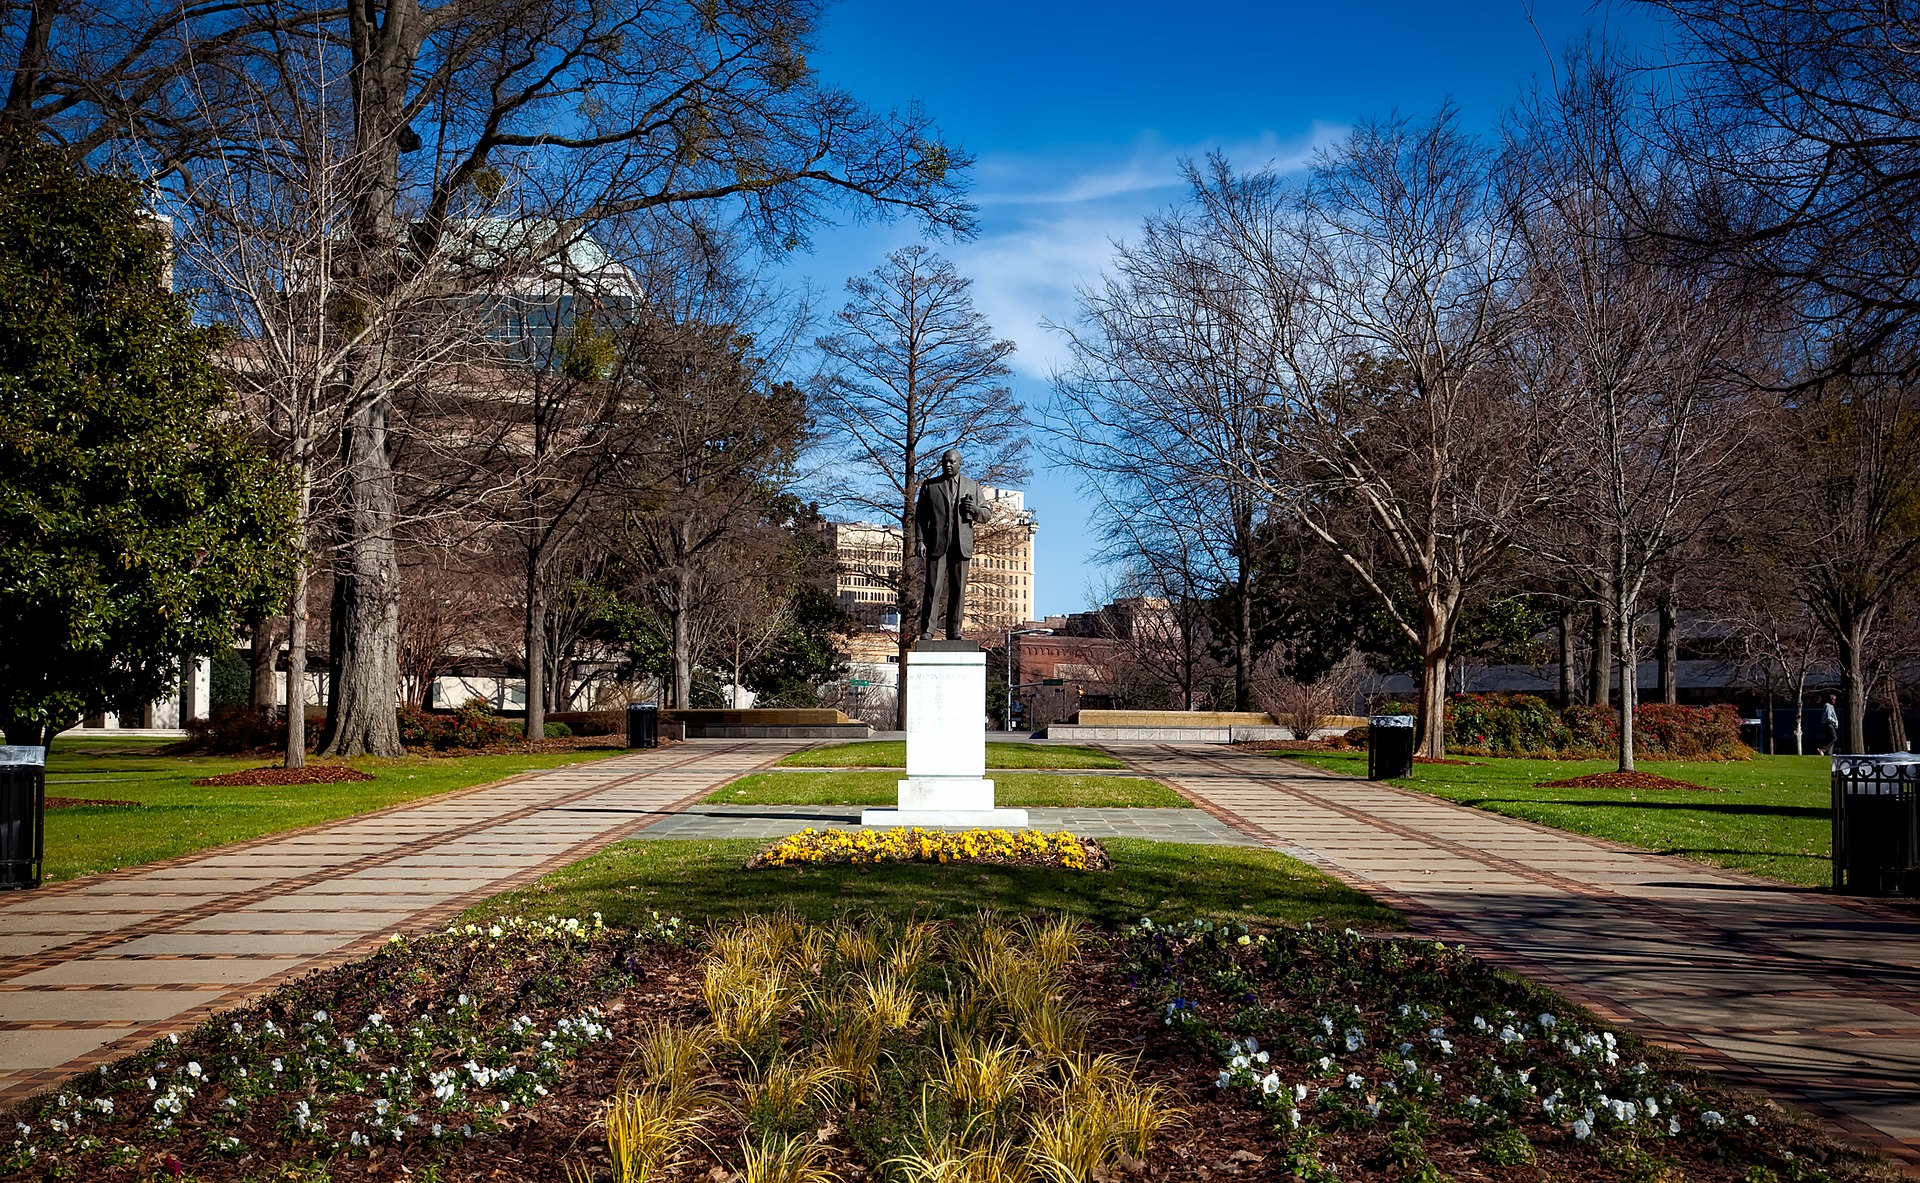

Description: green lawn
[463,836,1399,930]
[705,769,1191,808]
[1287,750,1833,886]
[777,740,1126,769]
[37,736,628,882]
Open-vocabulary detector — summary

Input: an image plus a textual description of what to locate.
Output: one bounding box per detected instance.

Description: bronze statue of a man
[913,449,994,640]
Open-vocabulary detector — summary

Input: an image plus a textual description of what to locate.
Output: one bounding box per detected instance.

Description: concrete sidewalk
[1124,743,1920,1172]
[0,740,800,1102]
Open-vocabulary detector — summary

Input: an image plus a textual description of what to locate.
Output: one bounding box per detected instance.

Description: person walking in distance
[1820,693,1841,755]
[913,449,994,641]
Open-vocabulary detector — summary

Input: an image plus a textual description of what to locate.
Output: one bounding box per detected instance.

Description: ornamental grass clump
[747,827,1109,871]
[554,911,1182,1183]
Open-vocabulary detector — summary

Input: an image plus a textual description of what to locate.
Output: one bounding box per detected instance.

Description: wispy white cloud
[947,123,1346,383]
[971,124,1346,207]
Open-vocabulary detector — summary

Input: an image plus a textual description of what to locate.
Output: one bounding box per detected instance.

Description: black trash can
[626,702,660,750]
[1368,714,1417,781]
[0,745,46,890]
[1831,754,1920,895]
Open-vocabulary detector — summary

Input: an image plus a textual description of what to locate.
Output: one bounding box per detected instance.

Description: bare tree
[1785,371,1920,751]
[15,0,976,755]
[811,246,1028,728]
[1049,204,1270,711]
[1508,53,1769,771]
[1641,1,1920,362]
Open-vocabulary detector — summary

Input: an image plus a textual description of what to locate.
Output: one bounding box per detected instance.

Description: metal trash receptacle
[0,745,46,889]
[626,703,660,750]
[1368,714,1417,781]
[1831,754,1920,895]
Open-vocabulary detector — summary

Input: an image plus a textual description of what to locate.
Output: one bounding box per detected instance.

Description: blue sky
[781,0,1663,617]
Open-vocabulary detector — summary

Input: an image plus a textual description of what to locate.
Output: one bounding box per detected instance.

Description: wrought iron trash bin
[1830,754,1920,895]
[0,745,46,890]
[1368,714,1417,781]
[626,702,660,750]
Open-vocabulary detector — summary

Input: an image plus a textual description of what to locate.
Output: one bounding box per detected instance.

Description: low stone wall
[1045,723,1352,744]
[1075,709,1274,727]
[683,722,871,740]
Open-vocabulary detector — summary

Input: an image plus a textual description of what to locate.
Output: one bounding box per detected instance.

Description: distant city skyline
[780,0,1662,617]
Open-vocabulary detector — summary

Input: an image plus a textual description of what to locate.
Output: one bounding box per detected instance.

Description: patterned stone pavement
[1123,743,1920,1172]
[0,740,801,1103]
[641,802,1253,843]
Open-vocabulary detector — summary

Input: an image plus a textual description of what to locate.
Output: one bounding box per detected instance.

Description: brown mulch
[44,796,141,809]
[190,765,375,787]
[1537,770,1721,791]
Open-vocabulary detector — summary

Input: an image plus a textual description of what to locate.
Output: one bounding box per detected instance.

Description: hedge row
[1437,693,1748,759]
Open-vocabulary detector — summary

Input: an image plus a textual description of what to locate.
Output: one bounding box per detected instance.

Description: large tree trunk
[318,380,403,757]
[1558,605,1577,707]
[1588,603,1613,708]
[1415,598,1451,759]
[524,556,547,740]
[1841,616,1870,754]
[1887,674,1909,752]
[249,612,278,712]
[1791,671,1807,755]
[320,1,417,759]
[1617,601,1638,773]
[1657,590,1679,704]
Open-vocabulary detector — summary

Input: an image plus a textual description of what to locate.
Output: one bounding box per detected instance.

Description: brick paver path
[1124,743,1920,1171]
[641,803,1254,843]
[0,740,799,1102]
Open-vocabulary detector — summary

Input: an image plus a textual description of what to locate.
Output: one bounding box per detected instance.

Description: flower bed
[745,826,1110,870]
[1,911,1891,1182]
[1124,919,1880,1183]
[2,914,681,1180]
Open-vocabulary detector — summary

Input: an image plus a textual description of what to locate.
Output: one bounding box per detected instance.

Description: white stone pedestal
[860,646,1030,828]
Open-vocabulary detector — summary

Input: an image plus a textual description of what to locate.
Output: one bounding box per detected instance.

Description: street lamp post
[1002,627,1053,733]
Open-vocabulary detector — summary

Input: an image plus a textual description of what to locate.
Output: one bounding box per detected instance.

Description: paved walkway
[642,803,1252,843]
[1124,744,1920,1172]
[0,740,799,1102]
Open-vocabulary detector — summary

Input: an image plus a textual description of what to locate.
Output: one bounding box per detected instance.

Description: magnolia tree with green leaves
[0,138,294,746]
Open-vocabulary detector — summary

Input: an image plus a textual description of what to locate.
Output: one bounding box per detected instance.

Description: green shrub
[1635,702,1744,758]
[1446,693,1568,755]
[180,708,324,753]
[1432,697,1748,759]
[1563,704,1620,754]
[209,646,252,710]
[543,721,572,738]
[396,700,520,750]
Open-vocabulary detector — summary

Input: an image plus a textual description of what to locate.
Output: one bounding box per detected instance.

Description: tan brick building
[821,487,1037,637]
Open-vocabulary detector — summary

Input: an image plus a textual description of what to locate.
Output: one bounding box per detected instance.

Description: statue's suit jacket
[914,474,990,559]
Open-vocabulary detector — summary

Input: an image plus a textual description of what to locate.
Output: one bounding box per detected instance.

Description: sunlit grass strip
[747,828,1110,871]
